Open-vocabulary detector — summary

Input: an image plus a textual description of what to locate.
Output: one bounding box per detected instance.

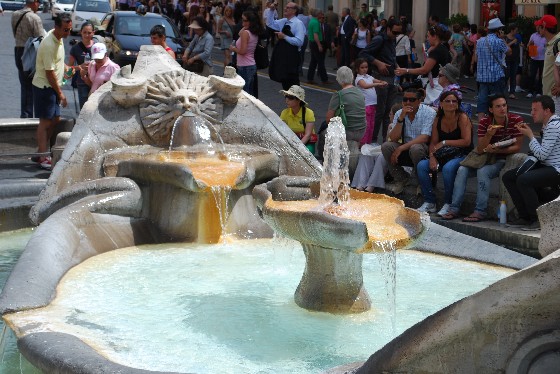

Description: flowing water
[5,238,514,374]
[0,229,41,373]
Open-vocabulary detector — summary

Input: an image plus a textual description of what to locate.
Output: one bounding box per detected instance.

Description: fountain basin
[2,236,515,373]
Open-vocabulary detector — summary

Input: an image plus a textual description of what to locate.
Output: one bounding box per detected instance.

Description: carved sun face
[139,70,223,146]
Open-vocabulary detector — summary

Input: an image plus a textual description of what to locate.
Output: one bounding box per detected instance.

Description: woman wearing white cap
[183,16,214,77]
[80,42,120,95]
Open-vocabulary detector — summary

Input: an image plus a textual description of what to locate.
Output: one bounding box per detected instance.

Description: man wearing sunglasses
[32,13,73,170]
[381,88,436,195]
[358,18,402,145]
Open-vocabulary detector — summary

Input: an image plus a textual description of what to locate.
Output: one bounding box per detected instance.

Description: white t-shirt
[355,74,377,106]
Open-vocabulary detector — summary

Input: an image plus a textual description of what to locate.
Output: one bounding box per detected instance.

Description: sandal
[462,212,486,222]
[441,211,460,220]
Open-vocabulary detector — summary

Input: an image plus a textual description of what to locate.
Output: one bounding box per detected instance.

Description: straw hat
[279,85,306,105]
[188,20,202,29]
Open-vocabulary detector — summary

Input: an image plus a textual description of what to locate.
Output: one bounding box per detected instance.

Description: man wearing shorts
[32,13,73,170]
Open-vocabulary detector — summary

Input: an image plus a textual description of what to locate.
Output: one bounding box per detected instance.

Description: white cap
[91,42,107,59]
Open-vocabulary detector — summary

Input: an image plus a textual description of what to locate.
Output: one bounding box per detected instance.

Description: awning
[515,0,560,4]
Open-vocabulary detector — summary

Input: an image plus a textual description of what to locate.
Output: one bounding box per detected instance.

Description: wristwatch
[397,118,404,123]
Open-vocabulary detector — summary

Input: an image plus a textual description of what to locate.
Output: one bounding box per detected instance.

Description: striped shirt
[475,33,507,83]
[11,8,45,47]
[530,114,560,172]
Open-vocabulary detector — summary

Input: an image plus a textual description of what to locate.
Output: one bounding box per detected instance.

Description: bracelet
[443,140,446,146]
[406,68,409,74]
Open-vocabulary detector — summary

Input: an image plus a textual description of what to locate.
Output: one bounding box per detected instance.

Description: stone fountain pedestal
[253,176,425,314]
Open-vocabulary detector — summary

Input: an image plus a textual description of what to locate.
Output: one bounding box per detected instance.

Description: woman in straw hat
[279,85,317,153]
[183,16,214,77]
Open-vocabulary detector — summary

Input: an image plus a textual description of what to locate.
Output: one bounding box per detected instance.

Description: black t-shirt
[428,43,451,77]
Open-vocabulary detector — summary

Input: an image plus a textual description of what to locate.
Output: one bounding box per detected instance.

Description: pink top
[88,58,120,94]
[235,30,257,67]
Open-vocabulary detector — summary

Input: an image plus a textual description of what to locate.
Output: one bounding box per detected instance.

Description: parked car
[0,0,25,11]
[71,0,111,33]
[96,11,187,67]
[51,0,74,19]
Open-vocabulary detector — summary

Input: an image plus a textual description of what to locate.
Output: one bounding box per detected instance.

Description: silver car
[71,0,111,33]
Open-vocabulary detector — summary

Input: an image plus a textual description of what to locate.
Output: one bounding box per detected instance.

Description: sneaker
[515,86,525,93]
[39,156,52,171]
[31,155,40,163]
[536,94,542,97]
[526,93,533,98]
[437,203,451,216]
[521,221,540,231]
[417,202,437,213]
[387,181,406,195]
[506,218,531,228]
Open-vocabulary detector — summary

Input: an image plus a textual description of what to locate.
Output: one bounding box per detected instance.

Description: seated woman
[431,63,472,118]
[150,25,176,59]
[351,103,402,192]
[416,90,472,216]
[279,85,317,153]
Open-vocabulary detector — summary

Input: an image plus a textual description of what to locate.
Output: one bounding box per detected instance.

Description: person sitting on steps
[441,94,523,222]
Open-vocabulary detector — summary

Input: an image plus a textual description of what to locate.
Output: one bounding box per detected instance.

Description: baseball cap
[91,43,107,59]
[534,15,558,28]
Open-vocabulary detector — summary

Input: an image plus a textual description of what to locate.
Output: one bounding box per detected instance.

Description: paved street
[0,11,537,132]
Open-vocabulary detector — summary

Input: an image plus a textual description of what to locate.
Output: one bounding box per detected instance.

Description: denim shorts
[33,86,61,120]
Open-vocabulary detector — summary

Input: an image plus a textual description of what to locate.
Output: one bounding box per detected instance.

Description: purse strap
[485,37,505,68]
[337,90,344,111]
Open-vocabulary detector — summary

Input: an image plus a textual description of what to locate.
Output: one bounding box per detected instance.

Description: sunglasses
[285,95,297,100]
[391,29,402,35]
[442,99,458,104]
[402,97,418,102]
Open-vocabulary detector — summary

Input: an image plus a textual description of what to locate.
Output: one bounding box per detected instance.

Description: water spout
[319,117,350,206]
[169,111,225,155]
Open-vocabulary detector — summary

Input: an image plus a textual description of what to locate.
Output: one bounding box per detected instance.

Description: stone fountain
[253,118,425,314]
[0,45,559,373]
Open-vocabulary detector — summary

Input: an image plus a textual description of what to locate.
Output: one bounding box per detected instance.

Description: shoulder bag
[334,90,347,127]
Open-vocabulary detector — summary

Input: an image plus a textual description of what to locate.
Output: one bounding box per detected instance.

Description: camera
[400,78,423,90]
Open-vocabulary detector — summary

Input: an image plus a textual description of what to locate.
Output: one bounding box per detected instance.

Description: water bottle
[499,200,507,225]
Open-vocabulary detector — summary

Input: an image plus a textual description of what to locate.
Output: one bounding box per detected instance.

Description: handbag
[516,155,540,176]
[255,38,269,69]
[334,91,348,126]
[460,150,496,169]
[433,146,465,167]
[185,59,204,73]
[528,44,538,58]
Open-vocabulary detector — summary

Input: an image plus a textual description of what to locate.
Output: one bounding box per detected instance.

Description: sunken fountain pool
[0,49,557,373]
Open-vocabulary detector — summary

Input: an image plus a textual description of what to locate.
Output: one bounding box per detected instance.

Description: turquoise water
[7,238,515,374]
[0,229,41,373]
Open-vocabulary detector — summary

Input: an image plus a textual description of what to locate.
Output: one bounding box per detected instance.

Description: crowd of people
[10,0,560,230]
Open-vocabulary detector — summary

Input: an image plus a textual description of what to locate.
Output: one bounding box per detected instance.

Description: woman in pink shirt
[81,43,120,95]
[229,11,263,96]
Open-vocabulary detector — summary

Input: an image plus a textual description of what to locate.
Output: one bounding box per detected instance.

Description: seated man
[502,95,560,231]
[381,88,437,194]
[442,94,523,222]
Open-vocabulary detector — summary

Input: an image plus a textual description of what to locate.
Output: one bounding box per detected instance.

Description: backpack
[21,36,43,78]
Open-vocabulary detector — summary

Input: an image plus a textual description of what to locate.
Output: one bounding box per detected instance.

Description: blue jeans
[477,79,506,115]
[417,157,464,204]
[77,84,90,110]
[237,64,257,96]
[448,160,505,216]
